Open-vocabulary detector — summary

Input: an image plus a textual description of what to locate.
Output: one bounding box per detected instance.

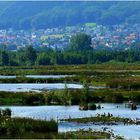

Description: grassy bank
[0,92,46,105]
[0,88,140,105]
[59,129,112,139]
[1,63,140,75]
[0,113,58,139]
[0,76,105,86]
[0,114,114,139]
[61,115,136,125]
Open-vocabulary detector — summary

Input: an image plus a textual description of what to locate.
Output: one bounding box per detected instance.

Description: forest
[0,1,140,29]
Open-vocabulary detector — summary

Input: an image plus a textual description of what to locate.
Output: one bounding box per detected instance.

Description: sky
[0,0,140,1]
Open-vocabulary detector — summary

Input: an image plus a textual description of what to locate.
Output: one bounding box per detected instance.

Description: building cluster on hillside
[0,23,140,51]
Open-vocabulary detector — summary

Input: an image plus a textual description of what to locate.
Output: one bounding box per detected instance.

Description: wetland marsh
[1,64,140,139]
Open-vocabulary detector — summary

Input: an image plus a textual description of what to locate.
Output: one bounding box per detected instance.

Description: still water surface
[0,75,75,79]
[0,103,140,138]
[0,83,104,92]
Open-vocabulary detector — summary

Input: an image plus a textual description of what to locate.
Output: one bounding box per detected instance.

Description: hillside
[0,1,139,29]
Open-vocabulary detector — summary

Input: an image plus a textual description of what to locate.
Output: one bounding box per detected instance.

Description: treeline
[1,47,140,66]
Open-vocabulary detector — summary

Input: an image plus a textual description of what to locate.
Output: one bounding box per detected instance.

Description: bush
[112,94,123,103]
[23,94,45,105]
[0,117,58,138]
[104,94,123,103]
[79,102,88,110]
[88,103,97,110]
[1,108,12,117]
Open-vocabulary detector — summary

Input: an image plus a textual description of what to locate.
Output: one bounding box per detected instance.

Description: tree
[36,53,51,65]
[25,46,37,65]
[63,83,71,105]
[69,33,92,52]
[1,108,12,117]
[0,50,9,66]
[81,81,90,102]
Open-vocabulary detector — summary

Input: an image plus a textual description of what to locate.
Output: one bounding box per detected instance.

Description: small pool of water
[0,76,16,78]
[0,75,75,79]
[59,122,140,139]
[0,83,83,92]
[26,75,75,78]
[0,83,104,92]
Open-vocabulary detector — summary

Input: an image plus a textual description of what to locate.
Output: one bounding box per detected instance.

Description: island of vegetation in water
[62,113,140,125]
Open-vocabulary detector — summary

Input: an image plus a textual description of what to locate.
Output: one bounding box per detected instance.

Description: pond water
[0,103,139,138]
[0,76,16,78]
[0,83,83,92]
[0,75,75,79]
[26,75,75,78]
[59,122,140,139]
[0,103,140,120]
[0,83,104,92]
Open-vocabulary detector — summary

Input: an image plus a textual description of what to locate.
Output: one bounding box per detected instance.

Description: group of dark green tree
[1,33,140,66]
[0,1,140,29]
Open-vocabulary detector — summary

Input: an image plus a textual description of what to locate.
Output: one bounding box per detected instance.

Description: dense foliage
[1,46,140,66]
[0,1,140,29]
[0,117,58,139]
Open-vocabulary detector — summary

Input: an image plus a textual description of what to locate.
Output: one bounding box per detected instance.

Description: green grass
[1,87,140,106]
[0,117,58,138]
[0,117,114,139]
[62,115,140,126]
[62,116,125,123]
[0,92,46,105]
[59,129,112,139]
[1,63,140,105]
[2,63,140,75]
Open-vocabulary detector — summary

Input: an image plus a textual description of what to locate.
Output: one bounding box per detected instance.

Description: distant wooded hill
[0,1,140,29]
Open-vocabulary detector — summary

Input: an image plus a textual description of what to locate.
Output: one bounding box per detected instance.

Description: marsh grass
[2,63,140,76]
[0,117,58,138]
[0,116,114,139]
[1,88,140,106]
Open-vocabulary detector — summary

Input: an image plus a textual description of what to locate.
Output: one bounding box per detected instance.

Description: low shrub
[88,103,97,110]
[22,94,45,105]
